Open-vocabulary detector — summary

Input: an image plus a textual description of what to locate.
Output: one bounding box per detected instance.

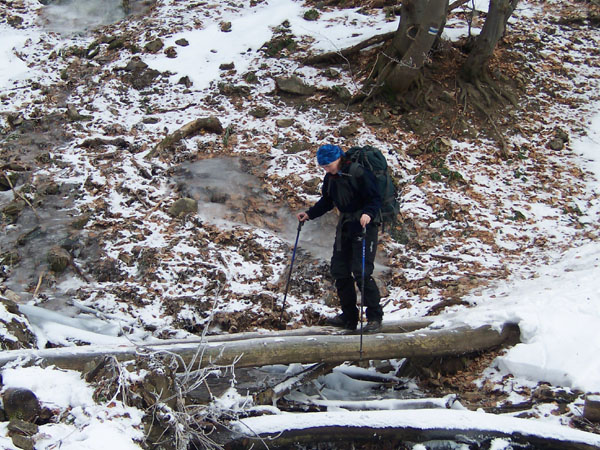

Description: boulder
[168,198,198,218]
[144,38,164,53]
[276,119,294,128]
[275,76,315,96]
[250,106,270,118]
[2,388,41,423]
[8,419,39,436]
[47,246,71,273]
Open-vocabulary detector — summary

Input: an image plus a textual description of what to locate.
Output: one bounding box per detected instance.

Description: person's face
[321,158,341,175]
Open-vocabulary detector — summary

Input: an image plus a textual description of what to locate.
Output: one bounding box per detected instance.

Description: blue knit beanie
[317,144,343,166]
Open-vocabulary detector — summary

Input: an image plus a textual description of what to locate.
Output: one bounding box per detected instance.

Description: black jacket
[306,157,381,226]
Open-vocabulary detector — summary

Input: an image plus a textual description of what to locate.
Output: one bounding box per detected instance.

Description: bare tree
[354,0,520,111]
[361,0,449,101]
[461,0,520,83]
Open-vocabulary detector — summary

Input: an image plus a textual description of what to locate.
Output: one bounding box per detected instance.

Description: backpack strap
[347,162,383,226]
[347,162,364,189]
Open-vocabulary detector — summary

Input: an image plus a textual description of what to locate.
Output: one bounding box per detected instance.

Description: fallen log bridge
[0,321,519,372]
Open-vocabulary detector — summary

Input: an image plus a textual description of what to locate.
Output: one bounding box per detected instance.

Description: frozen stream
[38,0,152,34]
[172,157,338,261]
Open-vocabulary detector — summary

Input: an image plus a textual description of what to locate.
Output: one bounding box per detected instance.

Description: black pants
[330,222,383,324]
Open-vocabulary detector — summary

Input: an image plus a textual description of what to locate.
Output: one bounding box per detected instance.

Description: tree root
[457,76,517,154]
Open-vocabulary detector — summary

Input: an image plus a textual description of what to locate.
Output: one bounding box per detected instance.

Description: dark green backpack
[346,145,399,228]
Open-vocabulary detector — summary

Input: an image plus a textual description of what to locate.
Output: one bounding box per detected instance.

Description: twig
[2,171,41,221]
[33,271,46,298]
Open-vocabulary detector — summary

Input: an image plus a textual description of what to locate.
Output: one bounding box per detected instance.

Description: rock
[175,38,189,46]
[331,85,352,102]
[39,181,60,195]
[286,141,311,154]
[324,68,341,80]
[220,21,232,32]
[244,71,258,84]
[0,297,37,350]
[70,214,90,230]
[148,116,224,159]
[548,137,564,151]
[7,15,24,28]
[340,122,359,138]
[178,76,192,88]
[218,83,251,97]
[107,38,125,51]
[363,112,384,126]
[275,76,315,96]
[124,57,148,72]
[2,388,41,423]
[0,171,19,190]
[547,127,569,150]
[168,198,198,218]
[11,434,34,450]
[250,106,270,118]
[263,35,296,57]
[66,104,92,122]
[2,201,25,224]
[164,46,177,58]
[276,119,294,128]
[121,57,160,90]
[8,419,39,436]
[47,246,71,273]
[144,38,164,53]
[2,289,21,303]
[303,9,319,21]
[584,394,600,422]
[131,68,160,90]
[219,62,235,71]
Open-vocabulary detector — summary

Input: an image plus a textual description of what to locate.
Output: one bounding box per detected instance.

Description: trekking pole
[359,226,366,359]
[278,220,304,328]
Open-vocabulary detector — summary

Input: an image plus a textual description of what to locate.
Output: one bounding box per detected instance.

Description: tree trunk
[0,323,519,372]
[227,409,600,450]
[363,0,448,98]
[460,0,520,82]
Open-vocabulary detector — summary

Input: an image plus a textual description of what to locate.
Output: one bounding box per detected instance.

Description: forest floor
[1,0,600,447]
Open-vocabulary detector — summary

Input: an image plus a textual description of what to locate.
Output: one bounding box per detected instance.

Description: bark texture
[0,323,519,372]
[227,412,600,450]
[363,0,449,98]
[461,0,520,82]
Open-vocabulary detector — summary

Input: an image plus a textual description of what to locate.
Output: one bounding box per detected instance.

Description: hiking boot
[364,320,382,333]
[326,315,357,331]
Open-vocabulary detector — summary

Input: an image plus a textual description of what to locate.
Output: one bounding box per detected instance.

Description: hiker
[297,144,384,333]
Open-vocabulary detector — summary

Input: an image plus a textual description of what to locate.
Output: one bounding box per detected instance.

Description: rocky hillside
[1,0,598,342]
[1,0,600,448]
